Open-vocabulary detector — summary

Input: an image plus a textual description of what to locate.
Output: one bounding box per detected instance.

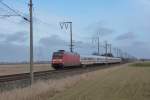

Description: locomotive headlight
[52,59,62,62]
[58,59,62,62]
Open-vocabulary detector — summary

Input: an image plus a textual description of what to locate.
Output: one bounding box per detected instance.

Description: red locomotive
[52,50,81,69]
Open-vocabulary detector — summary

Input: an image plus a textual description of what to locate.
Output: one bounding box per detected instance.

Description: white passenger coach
[80,55,122,65]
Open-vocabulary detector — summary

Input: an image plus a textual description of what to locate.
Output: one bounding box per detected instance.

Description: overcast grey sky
[0,0,150,62]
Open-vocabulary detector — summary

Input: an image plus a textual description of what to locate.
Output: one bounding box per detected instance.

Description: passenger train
[52,50,122,69]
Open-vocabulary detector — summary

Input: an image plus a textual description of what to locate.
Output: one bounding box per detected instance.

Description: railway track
[0,63,123,83]
[0,68,86,83]
[0,70,57,83]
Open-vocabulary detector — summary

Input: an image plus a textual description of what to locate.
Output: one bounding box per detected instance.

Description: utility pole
[29,0,34,85]
[92,36,100,55]
[92,32,100,55]
[105,41,108,56]
[116,48,119,57]
[109,44,112,54]
[97,37,100,55]
[70,22,73,52]
[105,41,108,65]
[119,49,123,58]
[60,22,73,52]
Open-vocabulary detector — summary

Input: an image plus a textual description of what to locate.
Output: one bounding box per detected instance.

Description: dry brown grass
[0,64,125,100]
[50,64,150,100]
[0,73,94,100]
[0,64,53,76]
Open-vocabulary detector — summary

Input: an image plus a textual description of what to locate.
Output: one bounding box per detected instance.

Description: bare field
[0,64,53,76]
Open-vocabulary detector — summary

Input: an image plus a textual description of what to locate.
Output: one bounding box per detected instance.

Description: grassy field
[0,64,53,76]
[130,61,150,67]
[50,63,150,100]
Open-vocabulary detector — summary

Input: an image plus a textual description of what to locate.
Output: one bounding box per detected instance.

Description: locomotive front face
[52,51,64,69]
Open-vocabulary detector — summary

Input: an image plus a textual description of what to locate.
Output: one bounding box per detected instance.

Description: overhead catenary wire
[0,0,23,16]
[0,0,56,32]
[0,0,54,27]
[0,0,29,21]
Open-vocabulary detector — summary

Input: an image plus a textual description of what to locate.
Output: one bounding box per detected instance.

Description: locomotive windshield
[53,52,63,59]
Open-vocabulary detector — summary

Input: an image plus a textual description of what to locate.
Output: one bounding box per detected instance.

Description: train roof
[53,50,79,55]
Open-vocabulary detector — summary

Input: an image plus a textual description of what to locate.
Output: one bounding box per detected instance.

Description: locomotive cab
[52,50,65,69]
